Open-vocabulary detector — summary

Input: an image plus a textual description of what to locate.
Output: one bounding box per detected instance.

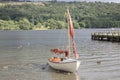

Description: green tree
[18,18,32,30]
[79,21,86,28]
[0,20,18,30]
[56,21,66,29]
[44,19,57,29]
[73,20,80,29]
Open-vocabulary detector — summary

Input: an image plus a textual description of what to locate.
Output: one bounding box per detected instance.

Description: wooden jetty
[91,30,120,42]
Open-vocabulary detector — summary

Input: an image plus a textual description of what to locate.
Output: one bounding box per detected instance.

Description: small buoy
[97,61,101,64]
[42,67,45,70]
[3,66,8,69]
[67,72,71,75]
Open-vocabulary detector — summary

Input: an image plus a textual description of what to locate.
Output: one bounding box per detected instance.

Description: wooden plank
[91,30,120,42]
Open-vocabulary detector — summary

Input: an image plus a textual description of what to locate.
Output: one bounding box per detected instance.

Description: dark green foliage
[0,2,120,30]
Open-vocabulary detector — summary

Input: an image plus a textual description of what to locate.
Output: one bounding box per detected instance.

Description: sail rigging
[50,7,79,59]
[48,7,81,73]
[66,7,79,59]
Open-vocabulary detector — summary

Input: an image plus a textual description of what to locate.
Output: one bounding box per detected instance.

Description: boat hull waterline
[48,59,81,73]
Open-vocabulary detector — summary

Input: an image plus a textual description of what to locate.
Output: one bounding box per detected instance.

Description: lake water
[0,29,120,80]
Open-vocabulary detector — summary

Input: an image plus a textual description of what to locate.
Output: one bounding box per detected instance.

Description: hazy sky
[82,0,120,3]
[38,0,120,3]
[59,0,120,3]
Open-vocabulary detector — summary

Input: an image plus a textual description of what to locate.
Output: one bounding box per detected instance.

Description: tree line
[0,2,120,30]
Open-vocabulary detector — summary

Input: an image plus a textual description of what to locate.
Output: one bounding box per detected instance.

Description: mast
[66,7,79,59]
[66,7,70,58]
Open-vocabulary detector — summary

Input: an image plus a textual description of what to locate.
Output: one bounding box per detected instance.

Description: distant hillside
[0,2,120,30]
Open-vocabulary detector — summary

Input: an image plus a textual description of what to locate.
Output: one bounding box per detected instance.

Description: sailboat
[48,7,81,73]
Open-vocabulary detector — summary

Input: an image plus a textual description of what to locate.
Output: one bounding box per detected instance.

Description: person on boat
[64,50,69,57]
[48,57,62,62]
[50,48,68,57]
[49,48,69,62]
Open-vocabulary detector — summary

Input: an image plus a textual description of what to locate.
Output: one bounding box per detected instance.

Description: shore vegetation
[0,1,120,30]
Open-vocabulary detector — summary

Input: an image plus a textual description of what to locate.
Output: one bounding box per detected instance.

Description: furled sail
[66,8,79,59]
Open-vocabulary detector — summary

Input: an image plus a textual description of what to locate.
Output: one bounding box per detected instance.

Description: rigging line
[57,9,68,50]
[63,7,68,50]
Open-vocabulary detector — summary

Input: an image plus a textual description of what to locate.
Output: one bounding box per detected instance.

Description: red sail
[66,8,79,59]
[66,8,74,39]
[69,15,74,39]
[72,39,79,59]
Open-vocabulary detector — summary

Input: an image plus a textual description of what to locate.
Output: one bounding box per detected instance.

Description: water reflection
[47,67,80,80]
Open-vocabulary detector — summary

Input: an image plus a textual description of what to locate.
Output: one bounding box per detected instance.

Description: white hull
[48,58,81,73]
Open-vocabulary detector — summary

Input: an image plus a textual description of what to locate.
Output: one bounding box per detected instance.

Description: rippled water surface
[0,29,120,80]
